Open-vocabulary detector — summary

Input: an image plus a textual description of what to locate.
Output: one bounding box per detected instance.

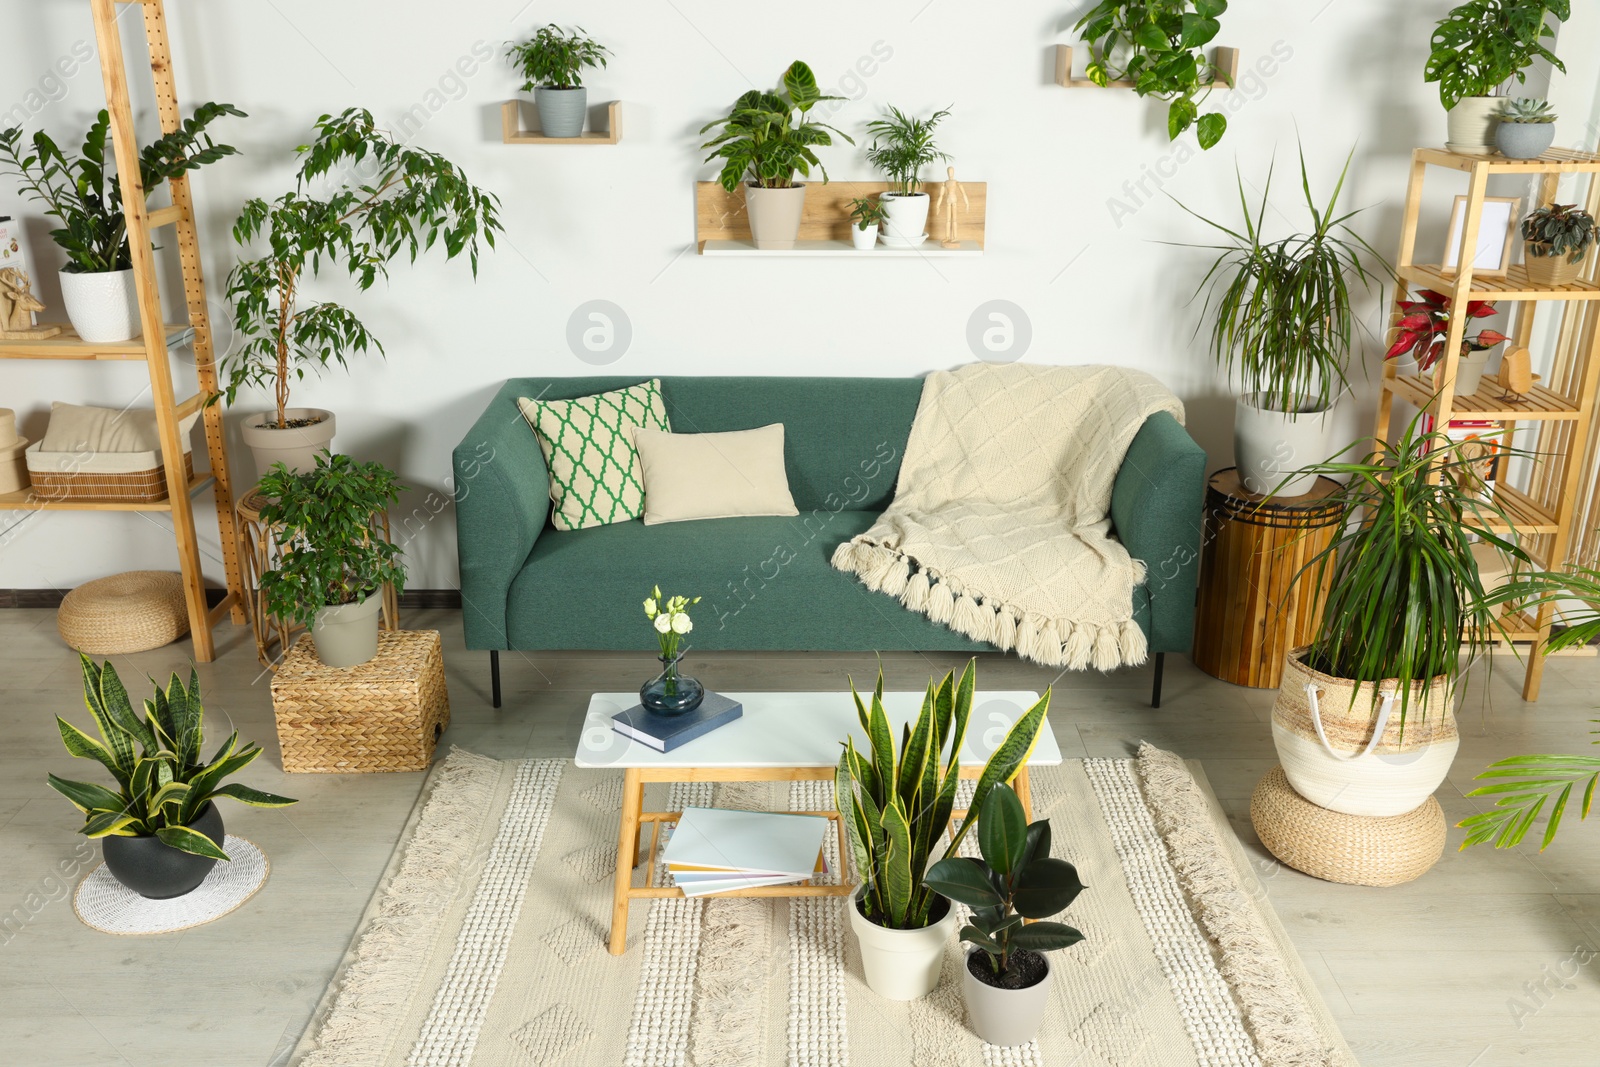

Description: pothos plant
[1074,0,1233,149]
[222,108,503,430]
[1425,0,1569,110]
[699,61,853,192]
[505,24,610,91]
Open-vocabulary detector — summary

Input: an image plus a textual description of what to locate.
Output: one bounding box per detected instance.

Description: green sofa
[453,376,1207,706]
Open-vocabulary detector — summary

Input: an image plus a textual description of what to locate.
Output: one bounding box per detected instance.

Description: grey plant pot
[101,802,225,899]
[1496,121,1556,160]
[312,593,382,668]
[535,86,588,138]
[961,948,1052,1047]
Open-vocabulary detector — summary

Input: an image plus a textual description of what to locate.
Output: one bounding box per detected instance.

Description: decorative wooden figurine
[1495,345,1541,401]
[934,166,969,249]
[0,268,60,340]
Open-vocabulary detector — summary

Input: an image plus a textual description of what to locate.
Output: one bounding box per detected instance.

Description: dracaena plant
[924,784,1086,982]
[1074,0,1233,149]
[1385,289,1509,372]
[0,103,245,274]
[505,24,610,91]
[1425,0,1569,110]
[1522,204,1596,263]
[700,61,853,192]
[864,106,951,196]
[223,108,503,429]
[48,656,296,860]
[835,662,1050,931]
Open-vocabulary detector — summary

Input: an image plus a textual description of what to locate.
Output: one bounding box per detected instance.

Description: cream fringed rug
[289,746,1358,1067]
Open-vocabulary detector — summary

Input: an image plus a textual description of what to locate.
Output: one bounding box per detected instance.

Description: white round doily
[73,835,270,935]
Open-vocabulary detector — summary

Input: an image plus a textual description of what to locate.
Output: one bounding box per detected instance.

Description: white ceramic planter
[535,85,587,138]
[744,184,807,250]
[58,268,140,343]
[879,192,930,244]
[1445,96,1502,155]
[1233,394,1334,497]
[851,223,879,250]
[1451,349,1491,396]
[240,408,336,475]
[962,949,1052,1047]
[311,593,382,668]
[848,893,956,1000]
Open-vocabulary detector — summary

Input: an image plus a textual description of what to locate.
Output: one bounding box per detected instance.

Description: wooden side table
[1192,468,1343,689]
[236,485,399,669]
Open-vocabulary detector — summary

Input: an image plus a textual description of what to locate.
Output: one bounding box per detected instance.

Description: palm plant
[505,24,609,91]
[864,106,951,196]
[700,61,852,192]
[48,656,296,860]
[835,662,1050,931]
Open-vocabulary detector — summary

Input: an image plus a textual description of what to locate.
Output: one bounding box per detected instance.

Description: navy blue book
[612,692,743,753]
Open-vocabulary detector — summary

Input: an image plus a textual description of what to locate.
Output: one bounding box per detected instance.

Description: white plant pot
[743,184,807,250]
[1445,96,1503,155]
[240,408,336,476]
[1233,394,1334,497]
[311,594,382,668]
[851,223,879,250]
[961,949,1053,1047]
[880,192,930,243]
[58,268,140,343]
[1450,349,1491,396]
[848,892,956,1000]
[1271,649,1460,817]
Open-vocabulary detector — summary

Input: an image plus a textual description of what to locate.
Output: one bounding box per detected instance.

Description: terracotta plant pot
[848,892,956,1000]
[743,184,807,250]
[241,408,336,476]
[1524,245,1589,288]
[961,948,1053,1047]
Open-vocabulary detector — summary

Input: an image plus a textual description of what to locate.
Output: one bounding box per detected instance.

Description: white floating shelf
[699,239,983,258]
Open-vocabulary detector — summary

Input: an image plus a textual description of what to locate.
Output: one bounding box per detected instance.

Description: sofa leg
[1151,652,1165,709]
[491,650,502,709]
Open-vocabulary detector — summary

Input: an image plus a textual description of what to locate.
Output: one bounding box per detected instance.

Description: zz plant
[1425,0,1569,109]
[700,61,852,192]
[1074,0,1233,148]
[924,784,1085,984]
[835,662,1050,931]
[865,106,951,196]
[49,656,296,860]
[505,24,609,91]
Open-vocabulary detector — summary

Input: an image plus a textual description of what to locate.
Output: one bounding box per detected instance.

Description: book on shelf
[611,691,742,752]
[661,807,831,896]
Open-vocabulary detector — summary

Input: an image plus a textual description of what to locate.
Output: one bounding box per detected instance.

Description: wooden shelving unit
[1374,146,1600,700]
[500,100,621,144]
[695,180,987,255]
[1053,43,1239,89]
[0,0,245,662]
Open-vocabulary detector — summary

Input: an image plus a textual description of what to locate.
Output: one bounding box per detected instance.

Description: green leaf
[924,857,1004,909]
[81,810,141,838]
[879,798,915,928]
[1009,921,1086,953]
[47,773,127,816]
[209,782,298,808]
[155,824,230,861]
[1196,112,1227,150]
[1014,857,1087,919]
[1134,20,1170,51]
[1167,98,1198,140]
[978,785,1028,877]
[947,691,1051,858]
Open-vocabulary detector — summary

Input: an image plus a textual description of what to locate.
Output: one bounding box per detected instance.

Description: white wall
[1,0,1596,591]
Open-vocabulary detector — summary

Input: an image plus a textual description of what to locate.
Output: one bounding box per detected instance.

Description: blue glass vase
[640,653,704,716]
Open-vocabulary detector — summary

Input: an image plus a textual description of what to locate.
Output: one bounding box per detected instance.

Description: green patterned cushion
[517,380,671,530]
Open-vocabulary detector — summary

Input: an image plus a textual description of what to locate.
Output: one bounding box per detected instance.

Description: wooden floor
[1,606,1596,1066]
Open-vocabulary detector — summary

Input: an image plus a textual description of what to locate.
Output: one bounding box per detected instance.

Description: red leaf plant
[1385,289,1509,371]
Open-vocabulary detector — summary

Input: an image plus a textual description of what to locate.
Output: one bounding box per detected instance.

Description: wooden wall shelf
[500,100,620,145]
[694,180,986,255]
[1053,43,1239,89]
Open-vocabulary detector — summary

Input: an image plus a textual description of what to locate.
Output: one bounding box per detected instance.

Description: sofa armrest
[1110,411,1207,655]
[453,386,549,649]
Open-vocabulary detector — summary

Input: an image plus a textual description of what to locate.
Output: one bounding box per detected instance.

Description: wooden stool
[1193,469,1343,689]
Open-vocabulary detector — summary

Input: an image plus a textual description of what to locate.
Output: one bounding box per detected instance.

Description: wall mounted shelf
[1053,43,1239,89]
[695,180,986,255]
[701,239,983,258]
[500,100,621,145]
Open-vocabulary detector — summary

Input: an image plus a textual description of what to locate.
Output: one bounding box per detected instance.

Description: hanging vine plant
[1074,0,1233,149]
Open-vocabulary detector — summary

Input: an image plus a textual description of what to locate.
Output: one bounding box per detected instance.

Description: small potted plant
[836,662,1050,1001]
[924,784,1086,1046]
[505,24,611,139]
[700,61,852,250]
[1386,289,1509,395]
[1521,203,1596,287]
[257,452,408,668]
[865,106,951,246]
[641,586,703,714]
[1425,0,1570,154]
[48,655,296,899]
[846,196,885,250]
[1495,97,1557,159]
[224,109,502,473]
[0,103,244,342]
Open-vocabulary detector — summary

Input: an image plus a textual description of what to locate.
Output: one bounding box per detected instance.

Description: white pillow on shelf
[38,401,199,458]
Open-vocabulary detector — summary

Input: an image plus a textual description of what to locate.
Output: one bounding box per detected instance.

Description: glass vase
[640,653,704,716]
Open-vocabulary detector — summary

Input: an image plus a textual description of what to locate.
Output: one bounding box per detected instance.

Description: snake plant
[835,662,1050,931]
[47,655,296,860]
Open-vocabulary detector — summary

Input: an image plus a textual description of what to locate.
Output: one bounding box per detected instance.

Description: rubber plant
[1425,0,1569,110]
[1385,290,1508,373]
[48,655,296,860]
[835,662,1051,930]
[699,60,853,192]
[222,108,503,429]
[1074,0,1233,148]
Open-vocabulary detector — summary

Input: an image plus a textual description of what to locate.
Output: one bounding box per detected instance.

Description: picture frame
[1441,195,1520,278]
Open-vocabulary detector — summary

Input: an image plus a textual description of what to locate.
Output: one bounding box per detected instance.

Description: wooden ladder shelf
[0,0,245,661]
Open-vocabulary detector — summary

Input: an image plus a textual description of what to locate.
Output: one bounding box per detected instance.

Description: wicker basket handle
[1304,683,1395,761]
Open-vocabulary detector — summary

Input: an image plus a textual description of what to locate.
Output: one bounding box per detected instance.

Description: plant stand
[1193,469,1343,689]
[1249,767,1445,887]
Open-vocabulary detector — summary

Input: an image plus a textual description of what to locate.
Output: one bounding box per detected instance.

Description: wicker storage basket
[57,571,190,654]
[1250,767,1445,886]
[25,441,194,503]
[271,629,451,774]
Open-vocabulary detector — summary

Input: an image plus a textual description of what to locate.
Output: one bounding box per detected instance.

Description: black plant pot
[101,803,226,899]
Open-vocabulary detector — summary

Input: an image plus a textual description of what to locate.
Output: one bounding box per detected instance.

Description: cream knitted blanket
[832,362,1185,670]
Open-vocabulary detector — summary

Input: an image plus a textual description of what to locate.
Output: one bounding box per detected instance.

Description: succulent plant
[1523,203,1597,262]
[1500,97,1557,123]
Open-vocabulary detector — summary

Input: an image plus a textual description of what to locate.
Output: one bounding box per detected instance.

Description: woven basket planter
[1270,648,1459,818]
[57,571,190,654]
[1251,767,1446,886]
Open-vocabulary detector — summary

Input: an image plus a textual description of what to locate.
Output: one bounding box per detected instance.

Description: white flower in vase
[653,614,672,634]
[672,614,692,635]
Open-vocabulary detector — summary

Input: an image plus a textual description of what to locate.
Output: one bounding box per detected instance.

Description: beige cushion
[634,424,799,525]
[39,402,199,458]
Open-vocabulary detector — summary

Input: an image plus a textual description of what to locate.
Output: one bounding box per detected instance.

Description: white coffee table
[575,690,1061,955]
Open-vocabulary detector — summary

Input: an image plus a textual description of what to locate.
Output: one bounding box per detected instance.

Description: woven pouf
[57,571,190,654]
[1250,766,1446,887]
